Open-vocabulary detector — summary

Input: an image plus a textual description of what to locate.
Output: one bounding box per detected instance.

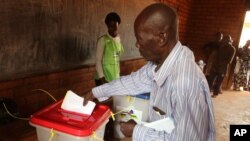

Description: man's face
[216,33,223,42]
[107,21,119,37]
[134,25,162,64]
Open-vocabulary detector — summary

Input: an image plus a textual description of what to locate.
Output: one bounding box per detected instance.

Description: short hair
[105,12,121,25]
[215,32,223,37]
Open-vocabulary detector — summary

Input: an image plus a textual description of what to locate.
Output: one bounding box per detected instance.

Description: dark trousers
[207,71,225,95]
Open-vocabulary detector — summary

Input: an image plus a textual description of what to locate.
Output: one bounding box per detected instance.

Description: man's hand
[95,77,108,86]
[99,77,108,84]
[83,90,96,105]
[120,119,137,137]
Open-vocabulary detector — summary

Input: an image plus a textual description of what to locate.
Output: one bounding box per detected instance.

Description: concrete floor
[213,90,250,141]
[1,90,250,141]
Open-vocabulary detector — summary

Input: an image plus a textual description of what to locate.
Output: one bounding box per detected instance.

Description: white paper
[61,90,96,115]
[142,117,175,133]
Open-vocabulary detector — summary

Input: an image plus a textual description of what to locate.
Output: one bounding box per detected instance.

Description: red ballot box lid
[30,99,111,136]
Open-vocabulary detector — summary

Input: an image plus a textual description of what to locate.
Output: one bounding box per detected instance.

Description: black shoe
[211,94,218,98]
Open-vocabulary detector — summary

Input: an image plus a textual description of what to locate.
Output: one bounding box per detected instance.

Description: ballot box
[30,100,110,141]
[113,93,150,139]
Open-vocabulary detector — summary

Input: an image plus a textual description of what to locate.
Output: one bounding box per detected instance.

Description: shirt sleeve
[96,37,105,78]
[92,62,153,101]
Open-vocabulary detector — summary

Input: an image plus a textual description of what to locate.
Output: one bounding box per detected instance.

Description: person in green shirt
[95,12,124,86]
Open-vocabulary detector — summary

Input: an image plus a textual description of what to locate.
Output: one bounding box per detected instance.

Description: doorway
[239,11,250,48]
[224,11,250,90]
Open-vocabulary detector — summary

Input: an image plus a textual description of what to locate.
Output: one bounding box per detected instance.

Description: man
[203,32,223,92]
[86,3,215,141]
[203,32,223,70]
[208,35,235,97]
[95,12,124,86]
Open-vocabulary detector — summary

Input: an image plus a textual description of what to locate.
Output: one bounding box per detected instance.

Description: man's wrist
[100,77,107,84]
[92,86,110,102]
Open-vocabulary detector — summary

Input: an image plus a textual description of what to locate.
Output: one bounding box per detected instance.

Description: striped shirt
[92,41,216,141]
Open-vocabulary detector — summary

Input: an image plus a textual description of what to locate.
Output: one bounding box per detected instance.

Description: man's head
[105,12,121,37]
[134,3,178,65]
[245,40,250,47]
[215,32,223,42]
[222,35,233,45]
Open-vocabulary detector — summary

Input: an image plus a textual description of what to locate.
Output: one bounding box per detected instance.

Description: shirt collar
[153,41,183,86]
[106,33,120,42]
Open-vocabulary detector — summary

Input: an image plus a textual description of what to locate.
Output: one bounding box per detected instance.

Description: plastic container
[113,93,150,139]
[30,99,110,141]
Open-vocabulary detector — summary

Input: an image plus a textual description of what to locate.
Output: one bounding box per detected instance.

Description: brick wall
[186,0,246,88]
[160,0,247,89]
[161,0,246,61]
[186,0,246,61]
[0,58,146,116]
[159,0,193,42]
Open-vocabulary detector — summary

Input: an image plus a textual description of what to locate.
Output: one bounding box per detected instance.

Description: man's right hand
[83,90,96,106]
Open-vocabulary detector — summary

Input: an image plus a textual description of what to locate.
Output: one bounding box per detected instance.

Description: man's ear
[158,32,168,47]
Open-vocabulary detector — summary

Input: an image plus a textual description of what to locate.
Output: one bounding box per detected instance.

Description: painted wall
[0,0,155,81]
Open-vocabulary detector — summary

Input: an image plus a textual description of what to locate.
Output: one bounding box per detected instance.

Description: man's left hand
[120,119,137,137]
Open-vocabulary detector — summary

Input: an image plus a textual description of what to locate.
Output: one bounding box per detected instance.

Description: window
[239,11,250,48]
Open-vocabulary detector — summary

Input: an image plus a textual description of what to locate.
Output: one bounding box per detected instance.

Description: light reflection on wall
[239,11,250,48]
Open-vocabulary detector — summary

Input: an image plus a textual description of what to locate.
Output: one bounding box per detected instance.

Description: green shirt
[96,34,124,82]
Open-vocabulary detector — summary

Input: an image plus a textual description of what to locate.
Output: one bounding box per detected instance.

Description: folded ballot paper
[142,117,175,133]
[61,90,96,115]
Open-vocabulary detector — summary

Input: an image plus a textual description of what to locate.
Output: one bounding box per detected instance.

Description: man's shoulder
[219,44,235,58]
[97,34,107,40]
[97,35,109,44]
[203,41,219,51]
[203,42,213,48]
[205,41,219,46]
[231,44,236,50]
[228,44,236,52]
[230,45,236,56]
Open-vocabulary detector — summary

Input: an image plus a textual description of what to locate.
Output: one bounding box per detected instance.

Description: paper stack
[142,117,175,133]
